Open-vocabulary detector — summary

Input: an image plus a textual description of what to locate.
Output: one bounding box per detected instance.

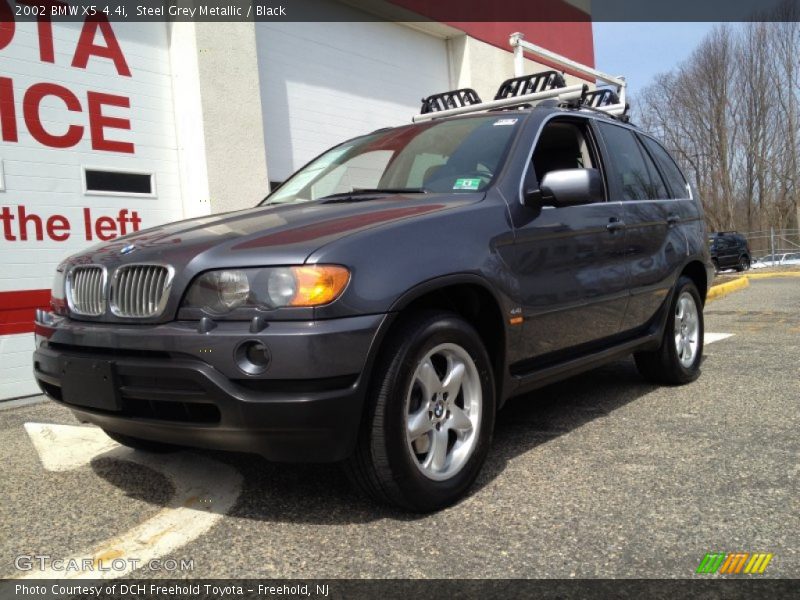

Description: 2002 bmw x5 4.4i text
[34,76,713,511]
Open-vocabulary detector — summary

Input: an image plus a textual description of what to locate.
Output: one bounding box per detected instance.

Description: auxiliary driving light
[235,340,271,375]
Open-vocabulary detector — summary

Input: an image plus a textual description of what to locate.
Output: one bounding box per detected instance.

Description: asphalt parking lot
[1,277,797,580]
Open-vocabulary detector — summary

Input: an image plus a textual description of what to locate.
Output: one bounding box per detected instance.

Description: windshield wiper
[351,187,426,194]
[318,188,427,203]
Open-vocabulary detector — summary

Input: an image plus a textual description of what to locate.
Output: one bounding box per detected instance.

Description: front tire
[634,276,704,385]
[345,311,496,512]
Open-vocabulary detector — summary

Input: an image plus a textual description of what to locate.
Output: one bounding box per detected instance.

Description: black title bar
[4,0,800,23]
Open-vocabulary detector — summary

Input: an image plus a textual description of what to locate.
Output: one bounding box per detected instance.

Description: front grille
[67,266,106,316]
[110,264,173,318]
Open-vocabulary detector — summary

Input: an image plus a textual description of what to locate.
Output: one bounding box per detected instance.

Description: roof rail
[412,33,629,123]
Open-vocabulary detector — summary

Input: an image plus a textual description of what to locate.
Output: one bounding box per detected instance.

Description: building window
[83,167,155,197]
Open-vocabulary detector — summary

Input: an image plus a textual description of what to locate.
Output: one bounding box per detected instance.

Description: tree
[636,7,799,240]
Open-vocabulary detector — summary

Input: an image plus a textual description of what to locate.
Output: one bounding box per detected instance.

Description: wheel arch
[680,260,709,304]
[386,274,509,404]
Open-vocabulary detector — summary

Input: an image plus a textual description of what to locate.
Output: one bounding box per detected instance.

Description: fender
[650,257,711,344]
[388,272,508,313]
[385,272,516,406]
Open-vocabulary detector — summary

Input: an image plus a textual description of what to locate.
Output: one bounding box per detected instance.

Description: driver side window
[531,120,596,184]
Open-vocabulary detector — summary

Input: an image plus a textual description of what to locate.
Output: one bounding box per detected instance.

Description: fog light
[235,340,271,375]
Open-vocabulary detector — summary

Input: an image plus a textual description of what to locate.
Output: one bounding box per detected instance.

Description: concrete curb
[745,271,800,280]
[706,271,800,303]
[707,277,749,302]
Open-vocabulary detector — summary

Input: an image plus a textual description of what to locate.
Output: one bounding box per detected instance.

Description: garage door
[256,14,451,182]
[0,20,183,399]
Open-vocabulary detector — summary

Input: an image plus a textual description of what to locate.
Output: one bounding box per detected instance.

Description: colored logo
[120,243,137,255]
[696,552,774,574]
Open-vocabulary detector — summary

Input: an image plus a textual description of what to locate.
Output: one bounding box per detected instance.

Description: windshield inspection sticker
[493,118,518,126]
[453,178,481,190]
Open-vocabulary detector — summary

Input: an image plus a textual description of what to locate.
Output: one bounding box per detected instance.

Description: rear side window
[640,136,690,199]
[596,122,666,201]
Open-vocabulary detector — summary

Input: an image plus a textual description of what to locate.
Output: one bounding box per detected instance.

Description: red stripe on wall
[389,1,595,79]
[452,22,595,76]
[0,290,51,335]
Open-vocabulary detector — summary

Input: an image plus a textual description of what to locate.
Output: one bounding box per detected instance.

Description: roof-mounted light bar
[509,32,628,117]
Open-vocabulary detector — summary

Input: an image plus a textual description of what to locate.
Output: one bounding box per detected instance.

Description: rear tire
[103,430,178,453]
[735,256,750,272]
[344,310,495,512]
[634,276,704,385]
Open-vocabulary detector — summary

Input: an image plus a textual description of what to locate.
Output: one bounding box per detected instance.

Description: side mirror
[524,168,604,208]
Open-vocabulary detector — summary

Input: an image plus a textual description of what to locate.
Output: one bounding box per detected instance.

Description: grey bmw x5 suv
[34,103,713,511]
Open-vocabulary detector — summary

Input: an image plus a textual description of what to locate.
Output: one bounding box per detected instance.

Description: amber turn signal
[289,265,350,307]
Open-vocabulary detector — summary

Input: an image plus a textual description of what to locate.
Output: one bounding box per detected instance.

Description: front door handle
[607,218,625,232]
[666,214,680,225]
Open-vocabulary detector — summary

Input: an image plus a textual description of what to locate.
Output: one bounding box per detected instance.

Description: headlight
[182,265,349,315]
[185,269,251,314]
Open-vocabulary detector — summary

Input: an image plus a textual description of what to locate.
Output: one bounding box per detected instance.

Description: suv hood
[68,193,481,271]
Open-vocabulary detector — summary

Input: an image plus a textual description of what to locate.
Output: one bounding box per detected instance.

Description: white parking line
[704,333,734,345]
[20,423,242,579]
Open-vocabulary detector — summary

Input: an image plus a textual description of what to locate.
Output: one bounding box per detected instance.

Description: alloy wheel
[674,291,700,368]
[405,343,482,481]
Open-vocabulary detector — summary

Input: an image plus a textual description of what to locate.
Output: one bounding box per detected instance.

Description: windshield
[261,115,522,206]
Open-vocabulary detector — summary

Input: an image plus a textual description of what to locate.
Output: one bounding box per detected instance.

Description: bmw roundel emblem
[120,243,137,255]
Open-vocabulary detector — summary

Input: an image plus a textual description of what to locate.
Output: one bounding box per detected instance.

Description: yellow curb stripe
[708,270,800,303]
[745,271,800,280]
[707,277,749,302]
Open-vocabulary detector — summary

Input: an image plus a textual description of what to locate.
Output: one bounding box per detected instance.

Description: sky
[592,22,719,99]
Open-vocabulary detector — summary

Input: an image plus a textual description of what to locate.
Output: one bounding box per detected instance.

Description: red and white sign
[0,4,184,398]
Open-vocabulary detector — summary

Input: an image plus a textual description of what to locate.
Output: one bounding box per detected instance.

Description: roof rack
[413,32,628,123]
[414,81,586,123]
[510,33,628,117]
[420,88,482,114]
[582,88,620,108]
[494,71,566,99]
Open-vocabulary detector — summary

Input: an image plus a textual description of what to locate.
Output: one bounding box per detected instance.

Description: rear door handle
[607,218,625,232]
[666,214,680,225]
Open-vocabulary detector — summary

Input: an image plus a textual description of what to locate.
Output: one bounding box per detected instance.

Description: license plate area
[60,357,121,412]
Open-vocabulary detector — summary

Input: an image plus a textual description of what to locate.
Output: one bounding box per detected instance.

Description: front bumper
[32,312,388,462]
